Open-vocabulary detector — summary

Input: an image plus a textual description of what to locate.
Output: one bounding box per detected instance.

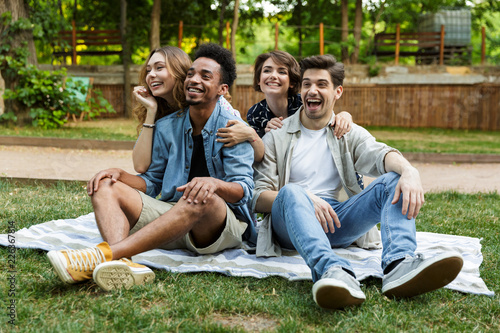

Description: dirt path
[1,145,499,193]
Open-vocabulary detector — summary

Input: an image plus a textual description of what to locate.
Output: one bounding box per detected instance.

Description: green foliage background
[26,0,500,66]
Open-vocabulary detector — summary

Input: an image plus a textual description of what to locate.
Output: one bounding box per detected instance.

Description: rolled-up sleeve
[222,140,255,207]
[349,125,401,178]
[251,132,280,212]
[138,128,168,198]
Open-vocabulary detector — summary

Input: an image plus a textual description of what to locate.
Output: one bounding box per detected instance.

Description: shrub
[0,11,115,128]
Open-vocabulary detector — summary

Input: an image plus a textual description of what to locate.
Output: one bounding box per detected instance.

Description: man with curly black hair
[48,43,257,292]
[193,43,237,88]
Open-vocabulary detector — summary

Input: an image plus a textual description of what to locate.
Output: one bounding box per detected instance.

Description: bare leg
[109,193,228,260]
[90,178,143,246]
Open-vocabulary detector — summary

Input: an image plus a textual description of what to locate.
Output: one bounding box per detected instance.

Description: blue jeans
[271,172,417,282]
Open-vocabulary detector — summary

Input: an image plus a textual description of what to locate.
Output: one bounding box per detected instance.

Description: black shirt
[188,134,210,181]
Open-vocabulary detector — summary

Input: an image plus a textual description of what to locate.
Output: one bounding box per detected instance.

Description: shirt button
[185,165,189,169]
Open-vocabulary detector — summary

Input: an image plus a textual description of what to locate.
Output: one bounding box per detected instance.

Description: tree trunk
[120,0,132,118]
[340,0,349,63]
[0,72,4,116]
[230,0,239,61]
[229,0,239,97]
[218,0,229,46]
[0,0,38,125]
[350,0,362,64]
[150,0,161,50]
[367,0,386,53]
[297,0,303,58]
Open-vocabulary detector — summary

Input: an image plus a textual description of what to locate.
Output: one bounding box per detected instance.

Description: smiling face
[145,51,176,101]
[184,57,227,107]
[258,57,292,98]
[301,68,343,128]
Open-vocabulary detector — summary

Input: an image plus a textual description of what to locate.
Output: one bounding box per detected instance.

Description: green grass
[367,126,500,155]
[1,179,499,332]
[0,119,138,141]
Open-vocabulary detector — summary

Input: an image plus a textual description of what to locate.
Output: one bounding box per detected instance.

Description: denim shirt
[139,103,257,244]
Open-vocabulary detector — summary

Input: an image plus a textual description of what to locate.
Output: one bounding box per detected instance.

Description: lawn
[367,126,500,155]
[0,179,498,332]
[2,119,500,155]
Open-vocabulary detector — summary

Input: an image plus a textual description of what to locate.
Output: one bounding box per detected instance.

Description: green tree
[0,0,38,124]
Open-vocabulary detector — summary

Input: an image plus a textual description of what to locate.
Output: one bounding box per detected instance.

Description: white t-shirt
[289,124,342,200]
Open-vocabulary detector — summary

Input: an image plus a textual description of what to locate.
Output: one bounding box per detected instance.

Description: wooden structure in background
[96,83,500,131]
[53,20,122,65]
[334,84,499,130]
[374,24,445,65]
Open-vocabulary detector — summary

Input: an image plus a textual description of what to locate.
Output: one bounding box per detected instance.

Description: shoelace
[67,247,106,272]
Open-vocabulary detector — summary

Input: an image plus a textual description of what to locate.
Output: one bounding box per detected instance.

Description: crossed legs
[91,178,229,260]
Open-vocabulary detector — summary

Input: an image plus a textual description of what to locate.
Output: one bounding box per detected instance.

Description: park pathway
[0,144,499,193]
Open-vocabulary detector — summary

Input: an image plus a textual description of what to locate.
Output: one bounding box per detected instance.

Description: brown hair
[299,54,345,88]
[252,50,301,95]
[133,46,192,133]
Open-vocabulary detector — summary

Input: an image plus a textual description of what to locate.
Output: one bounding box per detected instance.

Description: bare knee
[180,194,225,220]
[90,178,121,204]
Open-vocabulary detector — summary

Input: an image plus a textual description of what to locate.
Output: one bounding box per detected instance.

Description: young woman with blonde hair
[132,46,263,172]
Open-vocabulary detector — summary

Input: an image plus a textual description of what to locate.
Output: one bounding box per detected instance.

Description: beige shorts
[130,191,248,254]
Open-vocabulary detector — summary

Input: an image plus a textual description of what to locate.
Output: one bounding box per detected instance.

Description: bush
[0,11,114,129]
[1,63,115,129]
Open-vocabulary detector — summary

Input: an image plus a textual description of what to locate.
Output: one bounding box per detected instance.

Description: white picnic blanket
[0,213,494,296]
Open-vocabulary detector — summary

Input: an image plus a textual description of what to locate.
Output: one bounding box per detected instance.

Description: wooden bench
[53,20,122,65]
[374,24,445,65]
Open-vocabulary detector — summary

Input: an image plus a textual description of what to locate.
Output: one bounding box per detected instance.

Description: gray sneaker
[382,252,463,298]
[312,266,366,309]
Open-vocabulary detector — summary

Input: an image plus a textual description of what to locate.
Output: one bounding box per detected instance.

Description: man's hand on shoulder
[391,166,425,219]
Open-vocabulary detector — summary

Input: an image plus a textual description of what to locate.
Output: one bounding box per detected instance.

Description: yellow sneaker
[93,258,155,291]
[47,242,112,284]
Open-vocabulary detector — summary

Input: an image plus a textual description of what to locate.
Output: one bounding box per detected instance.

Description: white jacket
[252,108,400,257]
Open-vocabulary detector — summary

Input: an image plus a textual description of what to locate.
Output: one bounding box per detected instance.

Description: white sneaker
[382,252,463,298]
[93,258,155,291]
[312,266,365,309]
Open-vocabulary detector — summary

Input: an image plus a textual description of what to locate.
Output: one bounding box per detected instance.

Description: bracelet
[142,123,155,128]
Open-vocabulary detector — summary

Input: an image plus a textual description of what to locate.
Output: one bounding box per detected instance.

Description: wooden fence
[335,84,499,130]
[95,83,499,131]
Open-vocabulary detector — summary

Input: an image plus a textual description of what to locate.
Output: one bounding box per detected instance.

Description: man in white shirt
[252,54,463,310]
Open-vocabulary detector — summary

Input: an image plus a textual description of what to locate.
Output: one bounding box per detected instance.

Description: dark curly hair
[194,43,237,87]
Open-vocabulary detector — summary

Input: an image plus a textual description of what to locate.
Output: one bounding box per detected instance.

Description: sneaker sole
[47,250,77,284]
[312,278,366,309]
[382,254,463,298]
[93,261,155,291]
